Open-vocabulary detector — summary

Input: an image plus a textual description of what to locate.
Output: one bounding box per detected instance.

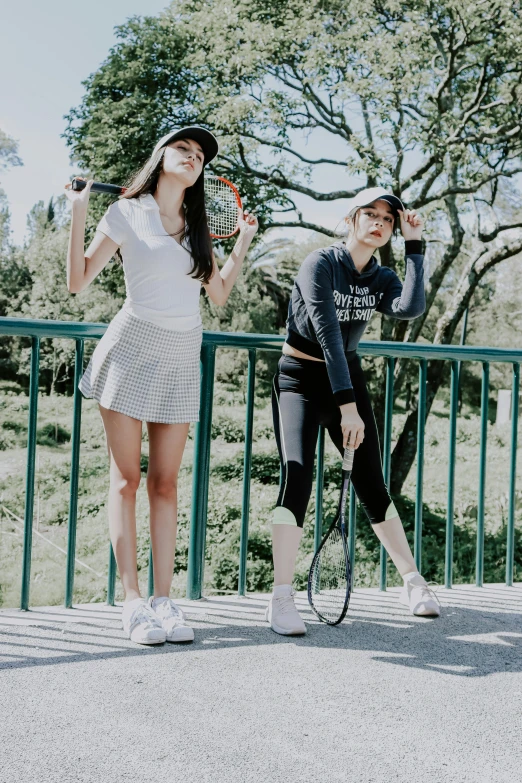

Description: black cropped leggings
[271,354,394,527]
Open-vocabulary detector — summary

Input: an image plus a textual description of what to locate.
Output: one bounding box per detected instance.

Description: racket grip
[71,178,125,195]
[342,447,355,471]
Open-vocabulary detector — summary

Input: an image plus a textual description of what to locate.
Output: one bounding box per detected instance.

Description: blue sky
[0,0,171,244]
[0,1,382,246]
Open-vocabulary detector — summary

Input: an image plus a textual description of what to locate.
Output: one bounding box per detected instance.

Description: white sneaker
[265,584,306,636]
[122,598,167,645]
[149,597,195,643]
[399,574,441,617]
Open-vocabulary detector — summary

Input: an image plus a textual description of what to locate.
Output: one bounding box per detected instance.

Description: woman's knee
[275,462,313,528]
[111,471,141,499]
[146,473,178,500]
[360,495,397,525]
[273,505,306,529]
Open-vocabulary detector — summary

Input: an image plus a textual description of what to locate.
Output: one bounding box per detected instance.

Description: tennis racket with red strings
[70,175,243,240]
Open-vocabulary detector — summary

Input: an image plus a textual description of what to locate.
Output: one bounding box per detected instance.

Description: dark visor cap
[152,126,219,166]
[347,187,405,215]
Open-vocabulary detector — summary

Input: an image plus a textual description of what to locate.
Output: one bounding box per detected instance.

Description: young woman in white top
[65,127,258,645]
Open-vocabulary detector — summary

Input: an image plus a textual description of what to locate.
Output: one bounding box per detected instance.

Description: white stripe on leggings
[272,376,289,506]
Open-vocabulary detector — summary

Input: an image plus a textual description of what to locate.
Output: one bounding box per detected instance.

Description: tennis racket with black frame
[70,174,243,240]
[307,446,355,625]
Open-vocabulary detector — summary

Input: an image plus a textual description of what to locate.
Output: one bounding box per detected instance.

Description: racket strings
[309,527,350,624]
[204,176,239,237]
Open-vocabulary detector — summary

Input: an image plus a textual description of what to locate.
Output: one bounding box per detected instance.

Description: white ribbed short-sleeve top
[96,194,202,331]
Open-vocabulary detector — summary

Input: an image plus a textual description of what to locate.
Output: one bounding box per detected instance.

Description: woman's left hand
[398,209,423,241]
[238,208,259,240]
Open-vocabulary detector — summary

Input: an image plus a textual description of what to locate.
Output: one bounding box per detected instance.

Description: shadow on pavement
[1,586,520,677]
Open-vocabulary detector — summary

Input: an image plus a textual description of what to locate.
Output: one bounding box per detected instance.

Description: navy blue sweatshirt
[286,240,425,405]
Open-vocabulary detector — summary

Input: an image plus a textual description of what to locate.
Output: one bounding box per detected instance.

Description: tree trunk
[390,360,446,494]
[390,234,522,495]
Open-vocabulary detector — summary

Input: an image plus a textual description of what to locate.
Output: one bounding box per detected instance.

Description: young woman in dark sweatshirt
[267,187,440,635]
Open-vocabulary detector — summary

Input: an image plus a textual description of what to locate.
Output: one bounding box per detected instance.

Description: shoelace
[154,599,185,623]
[274,593,298,616]
[130,604,163,632]
[412,580,441,607]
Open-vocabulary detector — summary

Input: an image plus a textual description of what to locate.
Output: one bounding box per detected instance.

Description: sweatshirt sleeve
[96,200,128,246]
[297,251,355,405]
[377,240,426,319]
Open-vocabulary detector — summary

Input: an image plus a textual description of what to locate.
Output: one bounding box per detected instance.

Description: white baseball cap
[346,187,404,214]
[152,126,219,165]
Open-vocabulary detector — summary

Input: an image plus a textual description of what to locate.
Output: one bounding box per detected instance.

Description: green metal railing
[0,316,520,609]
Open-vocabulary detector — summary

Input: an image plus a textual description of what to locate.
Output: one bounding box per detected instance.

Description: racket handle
[342,447,355,471]
[71,178,125,195]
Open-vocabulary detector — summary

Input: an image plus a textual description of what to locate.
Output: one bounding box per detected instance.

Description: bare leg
[99,405,143,602]
[146,421,190,598]
[371,516,417,577]
[272,524,303,586]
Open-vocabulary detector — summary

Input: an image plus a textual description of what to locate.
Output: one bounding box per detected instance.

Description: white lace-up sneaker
[122,598,167,645]
[265,584,307,636]
[149,597,195,643]
[399,574,441,617]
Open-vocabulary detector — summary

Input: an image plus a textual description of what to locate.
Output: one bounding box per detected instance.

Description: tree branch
[237,131,347,167]
[231,143,357,200]
[418,167,522,207]
[479,222,522,243]
[409,163,443,206]
[400,157,438,192]
[434,233,522,345]
[266,219,336,236]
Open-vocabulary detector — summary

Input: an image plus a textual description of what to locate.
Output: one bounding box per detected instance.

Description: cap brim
[153,126,219,165]
[372,194,404,213]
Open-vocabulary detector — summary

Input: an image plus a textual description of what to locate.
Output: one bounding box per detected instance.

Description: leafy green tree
[17,199,120,393]
[0,129,22,173]
[63,2,522,490]
[0,131,31,381]
[26,196,69,242]
[0,211,32,382]
[0,128,22,251]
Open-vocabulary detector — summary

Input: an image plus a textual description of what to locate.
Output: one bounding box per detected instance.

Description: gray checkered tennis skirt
[79,308,202,423]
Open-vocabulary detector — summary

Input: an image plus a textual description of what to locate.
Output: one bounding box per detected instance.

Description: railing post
[187,343,216,600]
[476,362,489,587]
[445,360,459,589]
[65,339,84,608]
[20,337,40,611]
[314,426,326,554]
[107,545,116,605]
[238,349,256,596]
[380,357,394,591]
[506,363,519,586]
[414,359,427,572]
[148,543,154,599]
[6,318,522,608]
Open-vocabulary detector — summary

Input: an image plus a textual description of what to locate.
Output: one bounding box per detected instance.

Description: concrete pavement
[1,584,521,783]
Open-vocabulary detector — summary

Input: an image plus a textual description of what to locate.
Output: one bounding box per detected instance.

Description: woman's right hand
[64,177,93,209]
[339,402,365,449]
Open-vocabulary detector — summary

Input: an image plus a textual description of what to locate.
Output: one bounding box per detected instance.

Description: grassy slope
[0,379,521,608]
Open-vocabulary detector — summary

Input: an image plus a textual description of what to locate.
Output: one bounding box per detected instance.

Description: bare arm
[203,209,258,306]
[65,179,119,294]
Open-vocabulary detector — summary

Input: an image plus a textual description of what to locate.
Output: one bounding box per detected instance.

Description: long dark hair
[119,146,214,284]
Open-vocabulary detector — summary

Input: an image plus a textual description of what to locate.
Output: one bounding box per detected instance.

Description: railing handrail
[0,314,519,609]
[2,316,522,363]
